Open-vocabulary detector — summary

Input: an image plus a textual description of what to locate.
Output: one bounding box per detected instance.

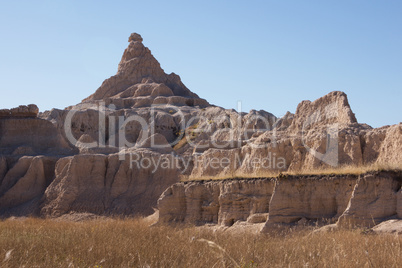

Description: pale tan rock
[151,111,179,143]
[134,133,173,154]
[0,156,57,214]
[376,123,402,166]
[132,96,154,108]
[247,213,269,224]
[150,84,174,97]
[0,117,72,155]
[337,171,402,227]
[289,91,357,133]
[371,219,402,235]
[133,83,156,97]
[152,96,169,105]
[360,126,387,164]
[218,179,274,226]
[262,175,357,230]
[76,134,119,154]
[159,171,402,230]
[41,150,180,217]
[82,33,208,109]
[190,148,242,178]
[2,31,402,225]
[158,178,274,226]
[274,111,294,131]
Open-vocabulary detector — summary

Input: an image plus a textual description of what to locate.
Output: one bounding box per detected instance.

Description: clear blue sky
[1,0,401,128]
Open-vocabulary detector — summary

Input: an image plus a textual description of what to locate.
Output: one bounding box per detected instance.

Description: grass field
[182,163,402,181]
[0,217,401,267]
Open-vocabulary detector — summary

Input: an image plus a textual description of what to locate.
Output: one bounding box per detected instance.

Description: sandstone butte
[0,33,401,233]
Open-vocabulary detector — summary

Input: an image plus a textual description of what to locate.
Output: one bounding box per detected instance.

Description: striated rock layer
[41,151,180,217]
[158,178,274,226]
[0,32,401,222]
[82,33,209,109]
[158,171,402,231]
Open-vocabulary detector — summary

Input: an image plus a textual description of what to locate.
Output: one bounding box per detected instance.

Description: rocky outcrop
[337,171,402,227]
[0,114,74,155]
[82,33,209,109]
[158,171,402,231]
[375,124,402,166]
[0,104,39,118]
[371,219,402,235]
[158,178,274,226]
[265,175,357,225]
[1,32,401,222]
[41,150,180,217]
[288,91,357,133]
[0,156,58,216]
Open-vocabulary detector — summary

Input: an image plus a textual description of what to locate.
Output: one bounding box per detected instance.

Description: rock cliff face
[337,171,402,227]
[265,175,357,225]
[0,156,58,216]
[0,32,401,224]
[158,171,402,231]
[41,151,179,217]
[82,33,208,109]
[0,104,39,118]
[158,178,274,226]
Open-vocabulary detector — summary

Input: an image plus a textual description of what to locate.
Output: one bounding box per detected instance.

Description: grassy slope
[0,218,401,267]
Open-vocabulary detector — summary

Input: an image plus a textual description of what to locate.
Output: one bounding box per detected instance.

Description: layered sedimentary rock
[0,104,73,155]
[337,171,402,227]
[158,171,402,231]
[0,104,39,118]
[82,33,209,108]
[0,156,58,216]
[41,150,179,217]
[158,178,274,226]
[265,175,357,225]
[1,32,401,222]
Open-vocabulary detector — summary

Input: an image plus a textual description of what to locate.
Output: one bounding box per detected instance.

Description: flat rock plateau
[1,33,401,233]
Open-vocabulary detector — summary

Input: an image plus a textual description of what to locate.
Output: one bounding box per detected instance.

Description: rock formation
[82,32,209,109]
[158,178,274,226]
[0,32,401,234]
[0,104,39,118]
[158,171,402,231]
[41,151,179,217]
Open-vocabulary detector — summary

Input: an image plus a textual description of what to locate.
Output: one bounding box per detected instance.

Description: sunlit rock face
[0,33,401,225]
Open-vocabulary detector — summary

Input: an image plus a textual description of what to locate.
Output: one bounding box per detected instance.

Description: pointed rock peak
[289,91,357,132]
[82,33,209,108]
[128,32,143,42]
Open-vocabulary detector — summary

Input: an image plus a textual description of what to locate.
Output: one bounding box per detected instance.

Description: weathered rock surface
[0,104,39,118]
[375,123,402,166]
[82,33,208,109]
[0,156,57,216]
[158,178,274,226]
[158,171,402,231]
[0,116,74,155]
[289,91,357,133]
[1,32,401,223]
[41,150,180,217]
[337,171,402,227]
[371,219,402,235]
[265,175,357,226]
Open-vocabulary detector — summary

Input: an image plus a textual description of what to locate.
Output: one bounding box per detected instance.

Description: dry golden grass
[183,162,402,182]
[0,217,401,267]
